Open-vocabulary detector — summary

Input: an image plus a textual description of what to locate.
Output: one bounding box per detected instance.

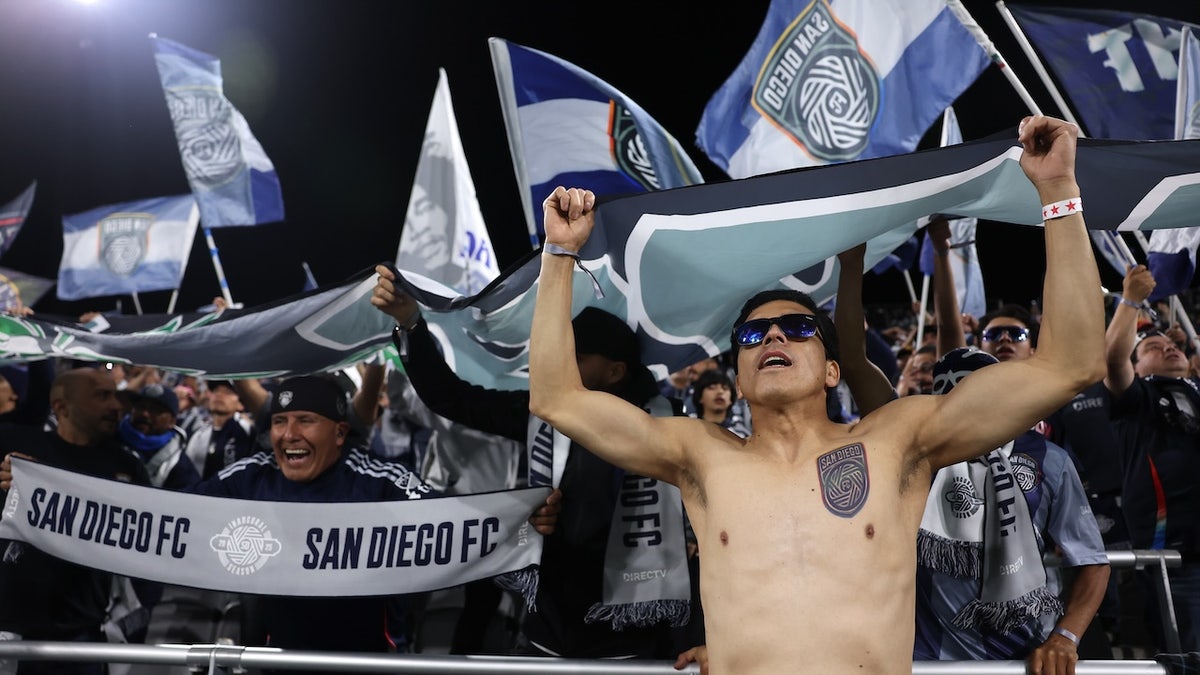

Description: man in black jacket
[0,367,152,675]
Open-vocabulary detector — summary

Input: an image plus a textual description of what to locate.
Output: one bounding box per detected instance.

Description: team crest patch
[944,476,984,518]
[752,0,880,162]
[1009,453,1041,493]
[610,103,661,190]
[817,443,869,517]
[99,213,152,277]
[210,516,282,576]
[163,88,244,189]
[278,390,293,408]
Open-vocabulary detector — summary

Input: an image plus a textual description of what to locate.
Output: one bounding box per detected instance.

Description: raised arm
[927,217,967,357]
[528,187,691,483]
[916,117,1105,469]
[1104,264,1155,397]
[833,244,896,417]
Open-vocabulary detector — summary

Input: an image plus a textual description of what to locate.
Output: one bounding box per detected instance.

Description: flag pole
[915,274,931,348]
[204,226,237,308]
[994,1,1084,127]
[166,201,201,315]
[946,0,1044,116]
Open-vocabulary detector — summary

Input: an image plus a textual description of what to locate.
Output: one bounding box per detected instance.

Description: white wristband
[1052,626,1080,646]
[1042,197,1082,221]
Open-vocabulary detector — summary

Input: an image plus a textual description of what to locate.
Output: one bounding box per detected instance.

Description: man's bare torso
[679,415,929,675]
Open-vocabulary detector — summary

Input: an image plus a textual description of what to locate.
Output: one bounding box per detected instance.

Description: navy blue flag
[1146,27,1200,301]
[870,236,919,275]
[4,135,1200,383]
[1007,4,1200,140]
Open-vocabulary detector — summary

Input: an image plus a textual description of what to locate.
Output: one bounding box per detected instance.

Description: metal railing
[1046,549,1184,653]
[0,642,1175,674]
[0,551,1184,673]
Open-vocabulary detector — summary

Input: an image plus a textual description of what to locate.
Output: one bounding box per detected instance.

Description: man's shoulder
[340,448,433,499]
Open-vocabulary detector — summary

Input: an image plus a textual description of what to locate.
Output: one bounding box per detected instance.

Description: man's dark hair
[691,368,734,415]
[1131,329,1167,365]
[979,303,1040,347]
[729,289,839,372]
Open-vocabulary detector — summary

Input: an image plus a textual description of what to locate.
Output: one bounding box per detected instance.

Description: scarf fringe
[2,542,22,563]
[952,586,1065,633]
[917,529,983,579]
[494,567,539,613]
[584,599,690,630]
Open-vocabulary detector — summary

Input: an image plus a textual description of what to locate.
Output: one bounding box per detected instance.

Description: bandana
[501,396,690,629]
[918,438,1063,633]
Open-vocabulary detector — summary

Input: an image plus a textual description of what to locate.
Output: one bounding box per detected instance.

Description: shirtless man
[526,115,1104,675]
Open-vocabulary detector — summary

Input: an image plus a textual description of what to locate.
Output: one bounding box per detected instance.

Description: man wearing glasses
[527,115,1105,675]
[1104,263,1200,653]
[977,305,1038,362]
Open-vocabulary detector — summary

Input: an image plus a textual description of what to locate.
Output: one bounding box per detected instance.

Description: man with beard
[0,367,151,674]
[117,383,199,490]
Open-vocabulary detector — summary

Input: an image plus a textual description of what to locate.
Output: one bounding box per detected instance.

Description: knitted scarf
[917,439,1063,633]
[500,396,690,629]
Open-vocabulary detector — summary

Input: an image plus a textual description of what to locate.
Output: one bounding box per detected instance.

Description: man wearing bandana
[116,383,200,490]
[1105,263,1200,652]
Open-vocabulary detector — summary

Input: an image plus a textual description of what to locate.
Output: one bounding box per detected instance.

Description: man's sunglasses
[981,325,1030,343]
[733,313,821,347]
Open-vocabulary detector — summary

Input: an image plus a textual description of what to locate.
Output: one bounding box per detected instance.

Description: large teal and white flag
[3,136,1200,383]
[57,195,199,301]
[916,107,986,320]
[151,35,285,228]
[696,0,991,179]
[395,69,499,298]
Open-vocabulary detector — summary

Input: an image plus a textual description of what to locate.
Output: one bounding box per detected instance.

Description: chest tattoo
[816,443,870,517]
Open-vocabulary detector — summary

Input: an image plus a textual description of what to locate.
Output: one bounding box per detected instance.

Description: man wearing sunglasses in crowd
[1104,263,1200,653]
[528,115,1105,675]
[977,305,1039,362]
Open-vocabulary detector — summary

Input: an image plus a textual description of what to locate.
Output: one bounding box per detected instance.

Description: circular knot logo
[210,516,282,576]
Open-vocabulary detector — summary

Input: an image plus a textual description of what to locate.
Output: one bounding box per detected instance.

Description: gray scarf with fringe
[499,396,690,629]
[917,440,1063,633]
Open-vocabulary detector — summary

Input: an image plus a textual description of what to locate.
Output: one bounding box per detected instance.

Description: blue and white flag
[5,136,1200,382]
[489,38,704,245]
[1090,231,1135,278]
[917,107,987,320]
[1147,27,1200,301]
[58,195,200,301]
[0,182,35,258]
[696,0,990,179]
[151,35,284,228]
[1006,4,1200,141]
[396,69,499,297]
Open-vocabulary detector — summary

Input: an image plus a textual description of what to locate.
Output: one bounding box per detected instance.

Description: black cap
[931,347,999,395]
[207,379,238,393]
[132,383,180,417]
[572,307,639,366]
[269,375,348,422]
